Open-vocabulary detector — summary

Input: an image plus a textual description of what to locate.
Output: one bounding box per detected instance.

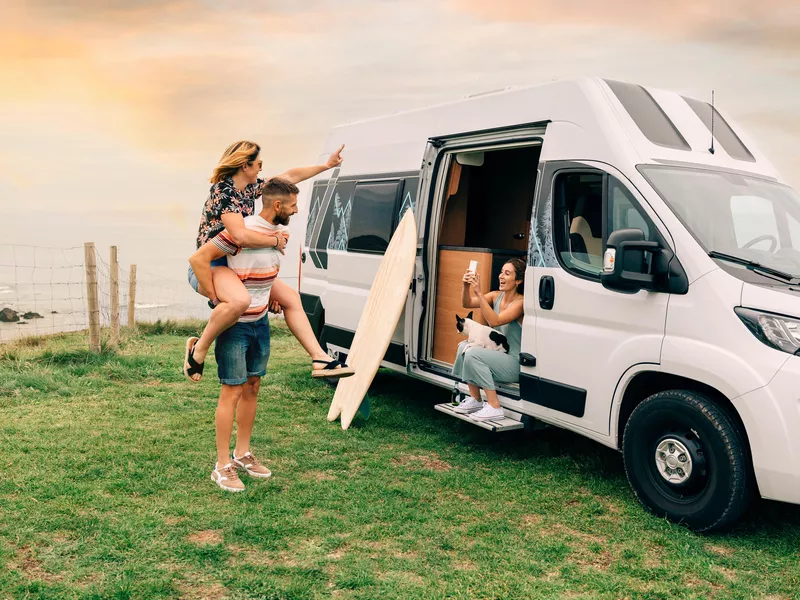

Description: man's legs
[216,384,243,466]
[234,376,260,458]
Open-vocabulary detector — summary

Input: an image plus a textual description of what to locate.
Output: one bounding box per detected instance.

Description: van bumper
[734,355,800,504]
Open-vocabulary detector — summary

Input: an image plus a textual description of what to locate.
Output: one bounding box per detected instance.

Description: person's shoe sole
[210,474,245,492]
[469,412,505,421]
[311,367,355,379]
[453,405,483,414]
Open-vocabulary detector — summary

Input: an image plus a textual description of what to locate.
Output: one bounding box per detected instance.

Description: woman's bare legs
[269,279,329,363]
[188,266,250,380]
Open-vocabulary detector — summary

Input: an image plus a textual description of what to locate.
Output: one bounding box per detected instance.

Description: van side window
[554,172,604,277]
[348,181,401,254]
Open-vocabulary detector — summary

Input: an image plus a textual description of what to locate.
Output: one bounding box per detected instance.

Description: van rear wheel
[622,390,752,533]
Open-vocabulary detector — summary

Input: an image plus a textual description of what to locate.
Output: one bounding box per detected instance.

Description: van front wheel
[622,390,752,533]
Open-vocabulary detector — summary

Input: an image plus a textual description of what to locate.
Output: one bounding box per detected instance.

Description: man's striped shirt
[211,215,289,323]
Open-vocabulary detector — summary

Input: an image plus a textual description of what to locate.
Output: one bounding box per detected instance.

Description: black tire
[622,389,752,533]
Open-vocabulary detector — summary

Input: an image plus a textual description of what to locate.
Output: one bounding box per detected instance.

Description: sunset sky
[3,0,799,280]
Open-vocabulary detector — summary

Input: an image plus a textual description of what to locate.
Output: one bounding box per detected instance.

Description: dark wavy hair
[505,257,526,294]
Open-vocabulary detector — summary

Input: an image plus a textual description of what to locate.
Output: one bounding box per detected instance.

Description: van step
[434,403,525,432]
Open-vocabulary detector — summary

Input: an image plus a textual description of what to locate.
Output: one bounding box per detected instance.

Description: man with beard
[189,177,354,492]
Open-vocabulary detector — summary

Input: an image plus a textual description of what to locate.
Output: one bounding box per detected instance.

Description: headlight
[735,307,800,355]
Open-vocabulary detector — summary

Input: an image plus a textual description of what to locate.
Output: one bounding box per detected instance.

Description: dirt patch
[522,514,541,526]
[163,516,186,526]
[391,453,452,472]
[177,582,228,600]
[544,523,607,546]
[327,548,346,560]
[453,558,476,571]
[11,547,63,583]
[571,546,613,571]
[187,530,223,545]
[714,566,738,582]
[303,470,337,481]
[706,543,735,557]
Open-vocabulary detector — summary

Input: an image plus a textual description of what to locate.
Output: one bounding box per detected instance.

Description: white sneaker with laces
[469,404,505,421]
[452,397,484,414]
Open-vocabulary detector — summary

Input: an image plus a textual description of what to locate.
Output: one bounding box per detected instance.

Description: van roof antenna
[708,89,716,155]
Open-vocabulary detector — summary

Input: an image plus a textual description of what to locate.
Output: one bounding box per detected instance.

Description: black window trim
[346,178,406,256]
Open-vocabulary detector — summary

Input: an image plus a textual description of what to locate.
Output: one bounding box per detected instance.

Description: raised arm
[468,272,521,328]
[220,212,284,252]
[272,144,345,185]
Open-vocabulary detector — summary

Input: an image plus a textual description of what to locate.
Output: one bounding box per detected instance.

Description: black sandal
[183,337,205,381]
[311,359,355,379]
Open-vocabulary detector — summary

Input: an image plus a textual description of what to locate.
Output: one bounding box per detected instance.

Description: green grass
[1,320,799,600]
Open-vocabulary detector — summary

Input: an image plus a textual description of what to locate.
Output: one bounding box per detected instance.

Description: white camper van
[294,77,800,532]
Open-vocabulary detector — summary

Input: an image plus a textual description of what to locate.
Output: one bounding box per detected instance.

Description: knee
[220,385,243,405]
[231,293,250,315]
[246,377,260,395]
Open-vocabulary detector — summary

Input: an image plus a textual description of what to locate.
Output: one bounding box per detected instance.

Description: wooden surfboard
[328,209,417,430]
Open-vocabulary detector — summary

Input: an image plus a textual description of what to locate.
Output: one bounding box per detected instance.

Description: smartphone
[467,260,478,274]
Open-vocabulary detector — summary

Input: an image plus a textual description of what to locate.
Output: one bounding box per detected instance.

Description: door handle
[519,352,536,367]
[539,276,555,310]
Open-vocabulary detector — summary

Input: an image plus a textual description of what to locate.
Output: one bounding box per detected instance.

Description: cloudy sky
[3,0,799,281]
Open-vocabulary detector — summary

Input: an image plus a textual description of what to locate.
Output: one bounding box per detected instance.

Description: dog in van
[455,311,510,354]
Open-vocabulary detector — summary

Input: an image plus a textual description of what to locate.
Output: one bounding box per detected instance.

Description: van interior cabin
[430,145,542,383]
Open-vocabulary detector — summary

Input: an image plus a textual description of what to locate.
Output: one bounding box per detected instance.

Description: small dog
[455,311,509,354]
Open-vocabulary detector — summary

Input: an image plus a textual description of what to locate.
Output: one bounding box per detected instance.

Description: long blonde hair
[210,140,261,184]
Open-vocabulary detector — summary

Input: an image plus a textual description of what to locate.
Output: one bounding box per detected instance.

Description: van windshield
[638,165,800,280]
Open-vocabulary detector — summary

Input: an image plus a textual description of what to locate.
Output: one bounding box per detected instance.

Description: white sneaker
[469,404,505,421]
[211,462,245,492]
[453,397,484,414]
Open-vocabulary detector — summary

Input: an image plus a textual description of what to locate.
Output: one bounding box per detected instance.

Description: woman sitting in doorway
[452,258,525,421]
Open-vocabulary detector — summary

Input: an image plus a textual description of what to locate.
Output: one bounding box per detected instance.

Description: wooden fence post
[110,246,120,345]
[84,242,101,352]
[128,265,137,328]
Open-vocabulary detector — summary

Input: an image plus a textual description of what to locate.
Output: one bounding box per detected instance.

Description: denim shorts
[215,315,271,385]
[187,257,228,293]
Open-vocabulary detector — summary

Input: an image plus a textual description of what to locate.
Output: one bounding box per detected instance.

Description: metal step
[434,403,525,432]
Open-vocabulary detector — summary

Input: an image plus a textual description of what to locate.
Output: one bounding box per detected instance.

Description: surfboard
[327,209,417,430]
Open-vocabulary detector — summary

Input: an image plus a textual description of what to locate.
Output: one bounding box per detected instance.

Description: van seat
[569,216,603,266]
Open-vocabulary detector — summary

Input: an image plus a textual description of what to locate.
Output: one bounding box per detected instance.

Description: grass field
[1,320,799,600]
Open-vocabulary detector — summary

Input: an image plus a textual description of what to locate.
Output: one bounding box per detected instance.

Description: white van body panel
[736,356,800,503]
[661,269,789,400]
[741,282,800,318]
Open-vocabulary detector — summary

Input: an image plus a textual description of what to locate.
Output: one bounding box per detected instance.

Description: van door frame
[406,122,549,387]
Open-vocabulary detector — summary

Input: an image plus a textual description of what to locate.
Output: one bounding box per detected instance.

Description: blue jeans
[187,257,228,293]
[215,315,271,385]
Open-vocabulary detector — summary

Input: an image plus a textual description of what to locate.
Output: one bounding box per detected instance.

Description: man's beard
[274,211,291,226]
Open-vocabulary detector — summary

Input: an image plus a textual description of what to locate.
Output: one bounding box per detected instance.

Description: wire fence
[0,243,209,345]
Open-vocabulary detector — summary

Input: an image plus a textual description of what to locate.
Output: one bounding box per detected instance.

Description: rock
[0,308,19,322]
[51,311,58,314]
[18,321,27,325]
[22,312,43,319]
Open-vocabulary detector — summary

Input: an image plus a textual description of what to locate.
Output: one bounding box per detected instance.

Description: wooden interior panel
[432,248,492,364]
[439,166,470,247]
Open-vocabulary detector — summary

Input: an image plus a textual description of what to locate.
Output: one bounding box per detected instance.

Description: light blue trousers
[451,341,519,391]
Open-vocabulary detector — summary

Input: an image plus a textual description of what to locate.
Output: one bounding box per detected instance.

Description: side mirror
[602,229,662,293]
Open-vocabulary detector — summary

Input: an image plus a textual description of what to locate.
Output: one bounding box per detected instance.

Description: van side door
[525,161,672,436]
